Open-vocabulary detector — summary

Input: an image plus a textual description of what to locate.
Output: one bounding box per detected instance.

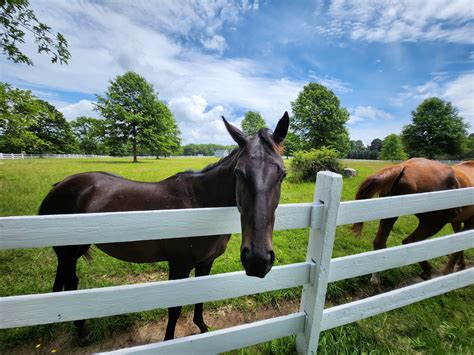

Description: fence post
[296,171,342,355]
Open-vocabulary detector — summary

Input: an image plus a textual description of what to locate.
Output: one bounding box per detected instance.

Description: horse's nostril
[268,250,275,265]
[241,247,250,262]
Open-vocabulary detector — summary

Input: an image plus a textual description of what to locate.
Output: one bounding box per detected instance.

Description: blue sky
[1,0,473,145]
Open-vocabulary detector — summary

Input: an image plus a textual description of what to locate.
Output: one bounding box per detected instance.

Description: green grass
[0,157,472,353]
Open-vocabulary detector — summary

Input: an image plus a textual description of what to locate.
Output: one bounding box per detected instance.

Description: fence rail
[0,173,472,354]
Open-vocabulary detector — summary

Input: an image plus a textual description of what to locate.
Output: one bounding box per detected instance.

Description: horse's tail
[352,164,405,236]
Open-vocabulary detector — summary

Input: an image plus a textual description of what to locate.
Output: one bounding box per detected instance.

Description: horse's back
[398,158,458,193]
[39,172,168,215]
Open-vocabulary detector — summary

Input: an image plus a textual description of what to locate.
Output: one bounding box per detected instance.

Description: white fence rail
[0,172,473,354]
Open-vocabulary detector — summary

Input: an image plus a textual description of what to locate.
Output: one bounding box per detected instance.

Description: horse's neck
[189,160,237,208]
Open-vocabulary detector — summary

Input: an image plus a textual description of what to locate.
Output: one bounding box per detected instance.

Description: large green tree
[1,0,70,65]
[379,134,408,161]
[95,72,180,162]
[30,99,77,153]
[0,83,76,153]
[282,130,303,158]
[241,111,266,135]
[70,116,107,154]
[291,82,350,156]
[401,98,468,159]
[369,138,383,153]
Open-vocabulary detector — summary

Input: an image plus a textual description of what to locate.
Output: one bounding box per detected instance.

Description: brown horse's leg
[402,217,446,280]
[443,222,463,275]
[193,260,214,333]
[164,262,192,341]
[444,218,473,273]
[371,217,398,286]
[53,245,91,345]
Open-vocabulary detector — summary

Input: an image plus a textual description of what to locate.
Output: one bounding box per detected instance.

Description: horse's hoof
[77,326,92,347]
[369,273,381,287]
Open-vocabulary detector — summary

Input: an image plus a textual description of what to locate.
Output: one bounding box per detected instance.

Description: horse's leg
[53,245,91,345]
[443,222,463,275]
[370,217,398,286]
[402,218,446,280]
[444,218,473,273]
[164,262,192,341]
[193,260,214,334]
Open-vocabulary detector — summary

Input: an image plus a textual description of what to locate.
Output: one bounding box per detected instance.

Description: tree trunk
[132,125,138,163]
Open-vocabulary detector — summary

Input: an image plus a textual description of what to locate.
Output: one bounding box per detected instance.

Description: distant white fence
[0,172,473,354]
[0,153,112,159]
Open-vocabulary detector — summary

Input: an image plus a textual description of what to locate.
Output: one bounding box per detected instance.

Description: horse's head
[222,112,289,278]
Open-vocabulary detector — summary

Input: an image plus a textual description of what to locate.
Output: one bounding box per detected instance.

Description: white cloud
[59,100,100,121]
[348,106,393,125]
[2,0,300,137]
[391,73,474,127]
[168,95,238,144]
[316,0,474,44]
[308,74,352,94]
[443,74,474,127]
[201,35,227,54]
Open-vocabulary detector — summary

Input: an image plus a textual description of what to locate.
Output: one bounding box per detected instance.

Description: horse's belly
[95,241,165,263]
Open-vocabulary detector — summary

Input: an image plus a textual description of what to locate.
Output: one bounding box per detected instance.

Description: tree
[241,111,266,135]
[291,82,350,156]
[379,134,408,161]
[1,0,70,65]
[401,98,468,159]
[30,100,77,153]
[70,116,107,154]
[0,82,45,152]
[95,72,180,162]
[0,83,77,153]
[369,138,383,152]
[282,130,303,158]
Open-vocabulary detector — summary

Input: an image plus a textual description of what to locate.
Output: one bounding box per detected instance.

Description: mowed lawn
[0,157,472,354]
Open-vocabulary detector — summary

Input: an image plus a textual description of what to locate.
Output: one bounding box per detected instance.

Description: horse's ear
[222,116,247,147]
[273,111,289,144]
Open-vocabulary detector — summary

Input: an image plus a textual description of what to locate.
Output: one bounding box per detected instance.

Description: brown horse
[39,113,289,344]
[352,158,474,285]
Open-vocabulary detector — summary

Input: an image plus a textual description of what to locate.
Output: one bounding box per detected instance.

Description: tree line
[1,77,472,162]
[1,72,181,161]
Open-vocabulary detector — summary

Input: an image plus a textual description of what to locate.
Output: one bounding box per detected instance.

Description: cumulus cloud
[168,95,238,144]
[59,100,100,121]
[391,73,474,127]
[348,106,393,125]
[315,0,474,43]
[2,0,301,134]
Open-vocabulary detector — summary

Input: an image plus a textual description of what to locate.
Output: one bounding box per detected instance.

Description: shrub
[291,147,344,181]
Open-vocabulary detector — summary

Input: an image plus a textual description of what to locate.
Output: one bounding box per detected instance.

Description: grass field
[0,157,473,354]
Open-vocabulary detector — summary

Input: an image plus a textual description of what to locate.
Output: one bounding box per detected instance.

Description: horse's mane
[175,148,240,176]
[174,128,281,177]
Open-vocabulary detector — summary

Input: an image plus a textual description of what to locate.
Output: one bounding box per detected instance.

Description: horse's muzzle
[240,247,275,278]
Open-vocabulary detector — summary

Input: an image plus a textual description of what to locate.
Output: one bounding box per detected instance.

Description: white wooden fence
[0,172,473,354]
[0,153,112,159]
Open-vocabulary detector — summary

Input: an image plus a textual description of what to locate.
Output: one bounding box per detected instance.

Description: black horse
[39,112,289,343]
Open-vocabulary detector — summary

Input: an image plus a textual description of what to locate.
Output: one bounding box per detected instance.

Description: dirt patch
[12,301,300,354]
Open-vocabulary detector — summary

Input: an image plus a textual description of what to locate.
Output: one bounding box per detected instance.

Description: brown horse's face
[223,112,289,278]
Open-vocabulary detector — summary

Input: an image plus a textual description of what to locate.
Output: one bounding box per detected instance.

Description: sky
[1,0,473,145]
